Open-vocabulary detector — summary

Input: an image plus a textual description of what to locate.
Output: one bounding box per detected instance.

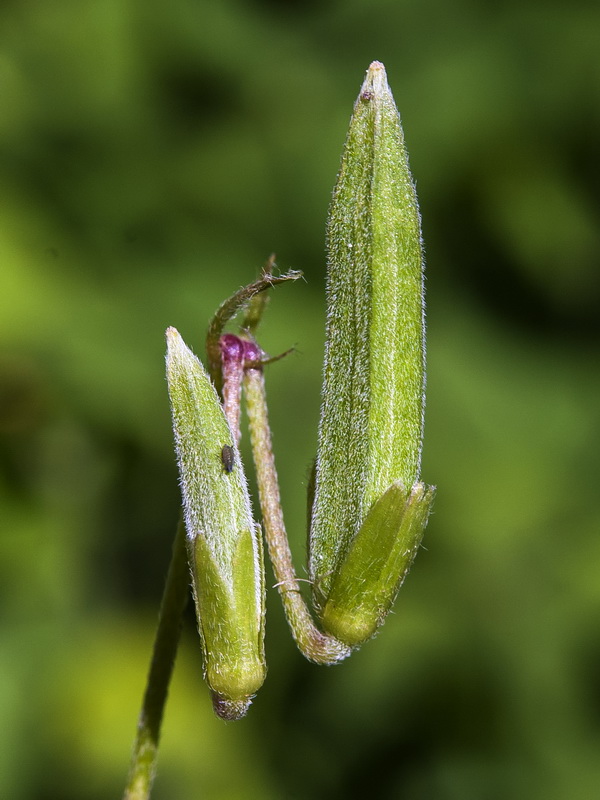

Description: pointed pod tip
[165,327,197,373]
[360,60,389,100]
[165,327,186,361]
[165,326,181,344]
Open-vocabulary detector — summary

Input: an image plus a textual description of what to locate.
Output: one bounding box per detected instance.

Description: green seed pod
[166,327,266,719]
[309,62,435,646]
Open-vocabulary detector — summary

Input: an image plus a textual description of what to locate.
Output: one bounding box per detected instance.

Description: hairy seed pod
[166,327,266,718]
[309,62,435,647]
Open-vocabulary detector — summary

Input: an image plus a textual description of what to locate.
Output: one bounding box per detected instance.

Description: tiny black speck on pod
[221,444,235,472]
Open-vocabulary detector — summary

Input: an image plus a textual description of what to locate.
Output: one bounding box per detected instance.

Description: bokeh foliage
[1,1,599,798]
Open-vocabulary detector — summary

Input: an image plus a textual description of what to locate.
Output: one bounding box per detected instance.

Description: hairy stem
[243,365,351,664]
[205,263,302,390]
[123,518,189,800]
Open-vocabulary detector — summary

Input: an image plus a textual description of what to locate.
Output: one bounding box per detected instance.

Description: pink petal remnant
[219,334,245,444]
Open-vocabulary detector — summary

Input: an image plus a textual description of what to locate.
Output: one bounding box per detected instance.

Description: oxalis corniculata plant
[124,61,435,800]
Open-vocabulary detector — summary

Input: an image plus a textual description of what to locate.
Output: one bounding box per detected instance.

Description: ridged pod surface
[166,328,266,719]
[309,62,435,646]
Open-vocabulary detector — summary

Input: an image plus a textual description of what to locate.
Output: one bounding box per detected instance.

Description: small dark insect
[221,444,235,473]
[360,89,374,101]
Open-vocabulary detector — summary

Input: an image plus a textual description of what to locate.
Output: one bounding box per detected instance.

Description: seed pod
[166,327,266,719]
[309,62,435,646]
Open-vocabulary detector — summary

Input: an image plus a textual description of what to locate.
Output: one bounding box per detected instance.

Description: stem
[243,366,351,664]
[123,518,190,800]
[205,264,302,390]
[220,335,245,445]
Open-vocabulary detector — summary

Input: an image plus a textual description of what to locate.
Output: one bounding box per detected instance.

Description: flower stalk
[241,337,351,664]
[123,518,189,800]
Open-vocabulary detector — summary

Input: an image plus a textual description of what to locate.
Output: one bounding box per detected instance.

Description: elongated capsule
[309,62,435,646]
[166,327,266,719]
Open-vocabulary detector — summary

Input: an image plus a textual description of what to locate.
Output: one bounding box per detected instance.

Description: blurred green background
[1,1,599,798]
